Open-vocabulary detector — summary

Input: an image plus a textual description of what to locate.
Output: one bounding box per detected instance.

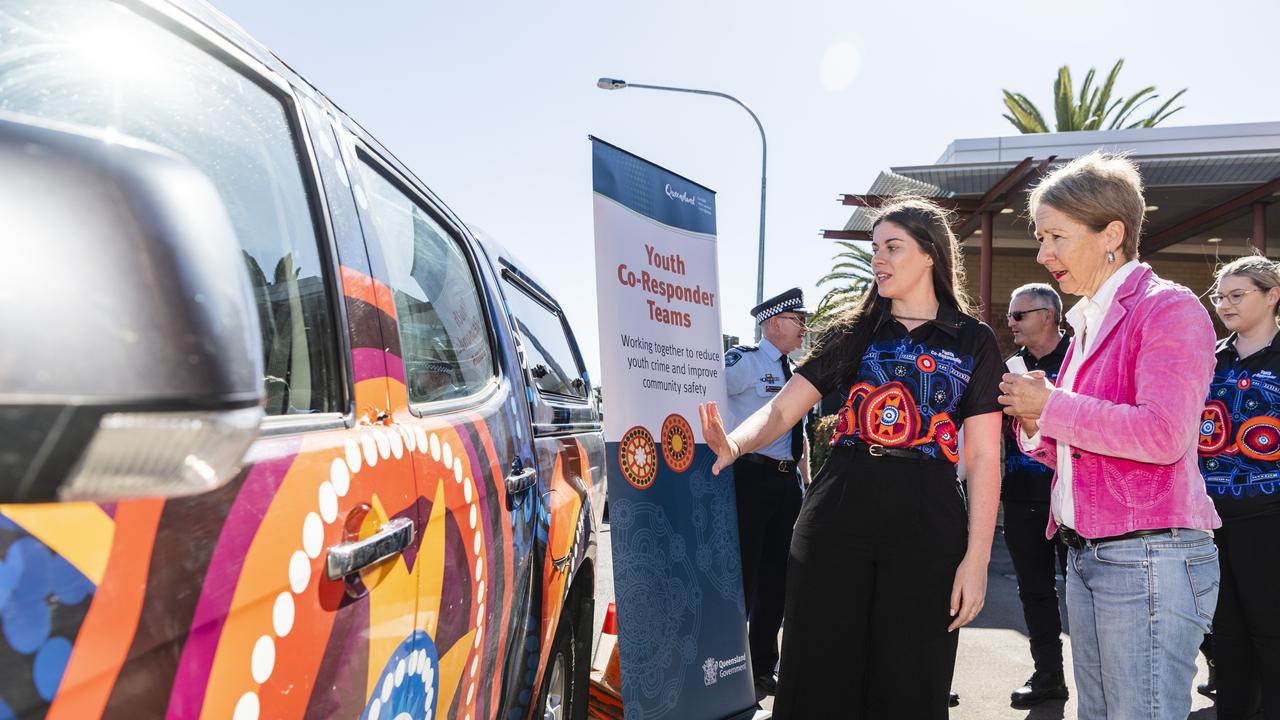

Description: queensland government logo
[703,657,717,686]
[702,653,748,686]
[664,183,697,205]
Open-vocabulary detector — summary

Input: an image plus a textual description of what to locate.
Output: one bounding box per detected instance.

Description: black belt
[1058,525,1173,550]
[851,442,951,465]
[739,453,796,473]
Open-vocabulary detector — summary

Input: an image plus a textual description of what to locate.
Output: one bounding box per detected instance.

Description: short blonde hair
[1029,151,1147,260]
[1215,254,1280,318]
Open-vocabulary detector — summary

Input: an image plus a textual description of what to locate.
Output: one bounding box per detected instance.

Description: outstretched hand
[698,401,740,475]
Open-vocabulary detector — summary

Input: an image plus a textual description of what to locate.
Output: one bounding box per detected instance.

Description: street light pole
[597,77,768,339]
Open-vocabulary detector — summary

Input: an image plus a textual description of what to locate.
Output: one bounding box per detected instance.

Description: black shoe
[1010,670,1069,707]
[1196,661,1216,699]
[949,691,960,707]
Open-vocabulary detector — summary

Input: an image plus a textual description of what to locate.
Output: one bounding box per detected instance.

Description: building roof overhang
[827,121,1280,255]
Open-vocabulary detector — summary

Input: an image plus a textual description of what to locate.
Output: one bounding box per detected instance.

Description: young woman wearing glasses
[1198,255,1280,720]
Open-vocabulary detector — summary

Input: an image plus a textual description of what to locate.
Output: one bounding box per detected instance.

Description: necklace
[891,313,935,322]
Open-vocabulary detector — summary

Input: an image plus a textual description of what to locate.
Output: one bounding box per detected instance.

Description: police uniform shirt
[725,336,796,461]
[1002,334,1070,502]
[795,303,1003,463]
[1198,330,1280,520]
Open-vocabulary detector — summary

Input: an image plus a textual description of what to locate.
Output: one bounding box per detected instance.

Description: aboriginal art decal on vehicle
[0,263,599,720]
[829,339,974,462]
[1200,368,1280,497]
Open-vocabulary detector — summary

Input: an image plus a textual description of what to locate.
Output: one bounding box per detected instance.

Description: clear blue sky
[209,0,1280,376]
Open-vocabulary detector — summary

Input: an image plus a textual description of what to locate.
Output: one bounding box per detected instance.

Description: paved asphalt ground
[591,518,1218,719]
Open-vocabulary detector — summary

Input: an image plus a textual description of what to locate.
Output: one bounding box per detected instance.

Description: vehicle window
[0,0,341,416]
[502,280,587,400]
[356,159,496,404]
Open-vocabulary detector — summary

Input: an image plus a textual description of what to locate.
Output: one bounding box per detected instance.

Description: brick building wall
[961,247,1236,358]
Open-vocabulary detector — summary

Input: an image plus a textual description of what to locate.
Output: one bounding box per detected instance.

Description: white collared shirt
[1025,260,1140,528]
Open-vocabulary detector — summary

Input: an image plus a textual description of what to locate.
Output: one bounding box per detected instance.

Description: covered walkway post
[980,211,993,324]
[1254,202,1268,254]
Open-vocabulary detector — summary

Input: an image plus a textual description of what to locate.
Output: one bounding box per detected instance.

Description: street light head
[597,77,627,90]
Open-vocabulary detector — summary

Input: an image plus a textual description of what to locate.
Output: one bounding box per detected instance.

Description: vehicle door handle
[325,516,414,581]
[505,466,537,495]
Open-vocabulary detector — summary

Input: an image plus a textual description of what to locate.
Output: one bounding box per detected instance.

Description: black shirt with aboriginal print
[796,302,1004,464]
[1198,331,1280,520]
[1002,335,1070,503]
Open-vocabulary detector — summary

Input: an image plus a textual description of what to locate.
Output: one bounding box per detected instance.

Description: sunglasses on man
[1006,308,1051,322]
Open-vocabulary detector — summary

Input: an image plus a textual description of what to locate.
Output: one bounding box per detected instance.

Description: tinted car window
[502,280,587,400]
[356,159,496,404]
[0,0,342,416]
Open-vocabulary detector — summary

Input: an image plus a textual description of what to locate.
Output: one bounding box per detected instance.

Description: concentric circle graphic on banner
[661,413,695,473]
[619,425,658,489]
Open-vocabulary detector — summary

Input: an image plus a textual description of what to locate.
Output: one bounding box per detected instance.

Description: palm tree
[810,241,873,329]
[1002,59,1186,134]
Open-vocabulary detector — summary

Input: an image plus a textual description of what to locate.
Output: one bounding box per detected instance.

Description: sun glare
[819,41,862,92]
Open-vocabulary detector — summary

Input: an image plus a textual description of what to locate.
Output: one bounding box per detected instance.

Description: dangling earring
[1107,250,1116,263]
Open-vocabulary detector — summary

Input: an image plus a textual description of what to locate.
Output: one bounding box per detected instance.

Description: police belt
[1057,525,1173,550]
[739,453,796,473]
[851,442,951,465]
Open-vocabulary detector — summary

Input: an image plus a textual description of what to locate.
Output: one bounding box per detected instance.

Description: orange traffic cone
[588,602,624,718]
[592,602,619,678]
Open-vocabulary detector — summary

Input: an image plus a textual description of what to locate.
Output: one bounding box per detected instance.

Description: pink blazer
[1019,264,1222,539]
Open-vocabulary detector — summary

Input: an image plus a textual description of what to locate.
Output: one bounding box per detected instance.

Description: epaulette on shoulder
[724,344,757,367]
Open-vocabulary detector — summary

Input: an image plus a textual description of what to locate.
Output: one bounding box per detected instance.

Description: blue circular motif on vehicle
[360,630,440,720]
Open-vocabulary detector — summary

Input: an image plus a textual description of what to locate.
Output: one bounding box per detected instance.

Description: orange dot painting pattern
[619,426,658,489]
[1237,415,1280,461]
[660,414,695,473]
[1198,400,1232,456]
[858,382,921,447]
[915,354,937,373]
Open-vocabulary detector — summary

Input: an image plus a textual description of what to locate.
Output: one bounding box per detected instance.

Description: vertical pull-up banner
[591,137,756,720]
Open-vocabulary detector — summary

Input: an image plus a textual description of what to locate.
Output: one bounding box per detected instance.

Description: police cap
[750,288,808,324]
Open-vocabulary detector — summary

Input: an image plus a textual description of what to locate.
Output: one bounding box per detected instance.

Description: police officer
[724,287,809,701]
[1003,283,1071,707]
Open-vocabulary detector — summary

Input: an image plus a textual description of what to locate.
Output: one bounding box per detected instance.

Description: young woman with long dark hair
[700,197,1004,718]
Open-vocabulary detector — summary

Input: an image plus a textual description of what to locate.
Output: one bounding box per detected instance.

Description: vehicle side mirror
[0,113,264,502]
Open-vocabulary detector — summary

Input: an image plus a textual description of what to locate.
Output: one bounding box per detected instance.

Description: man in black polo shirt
[1003,283,1072,707]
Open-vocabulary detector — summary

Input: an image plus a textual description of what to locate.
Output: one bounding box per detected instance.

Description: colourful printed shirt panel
[1198,333,1280,519]
[1001,335,1070,502]
[795,303,1003,466]
[828,339,970,461]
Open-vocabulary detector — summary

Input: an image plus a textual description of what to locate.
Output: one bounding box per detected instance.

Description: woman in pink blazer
[1000,152,1221,720]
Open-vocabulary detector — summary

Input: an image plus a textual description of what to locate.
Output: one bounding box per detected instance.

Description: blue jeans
[1066,528,1220,720]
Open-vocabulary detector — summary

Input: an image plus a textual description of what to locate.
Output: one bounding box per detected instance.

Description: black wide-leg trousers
[773,448,967,719]
[1213,512,1280,720]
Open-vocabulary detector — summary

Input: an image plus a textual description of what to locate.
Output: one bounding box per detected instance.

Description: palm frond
[1001,90,1048,133]
[1052,66,1074,131]
[1108,86,1157,129]
[1135,88,1187,128]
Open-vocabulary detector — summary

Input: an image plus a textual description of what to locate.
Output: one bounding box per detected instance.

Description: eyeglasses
[1209,289,1263,307]
[1006,308,1051,322]
[777,314,809,330]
